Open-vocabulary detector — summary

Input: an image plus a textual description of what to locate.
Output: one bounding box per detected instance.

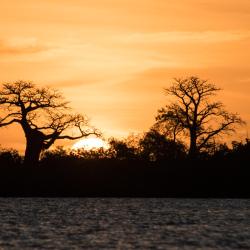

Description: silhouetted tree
[41,146,69,161]
[109,138,138,160]
[230,139,250,160]
[71,147,113,160]
[212,143,231,160]
[0,81,98,165]
[156,77,244,158]
[139,129,186,161]
[0,147,22,166]
[153,113,183,143]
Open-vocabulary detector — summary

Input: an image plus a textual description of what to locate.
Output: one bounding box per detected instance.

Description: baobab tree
[156,76,244,158]
[0,81,99,165]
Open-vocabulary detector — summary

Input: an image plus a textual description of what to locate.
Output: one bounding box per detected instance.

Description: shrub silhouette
[139,129,186,161]
[108,138,138,160]
[0,148,22,166]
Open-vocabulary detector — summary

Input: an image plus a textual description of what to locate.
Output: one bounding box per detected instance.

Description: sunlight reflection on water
[0,198,249,249]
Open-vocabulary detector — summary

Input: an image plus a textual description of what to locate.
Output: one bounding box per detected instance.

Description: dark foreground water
[0,199,249,249]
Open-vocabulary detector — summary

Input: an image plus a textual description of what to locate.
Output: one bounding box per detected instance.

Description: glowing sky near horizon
[0,0,250,152]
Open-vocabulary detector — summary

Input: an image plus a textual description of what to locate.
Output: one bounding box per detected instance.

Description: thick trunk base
[24,140,43,166]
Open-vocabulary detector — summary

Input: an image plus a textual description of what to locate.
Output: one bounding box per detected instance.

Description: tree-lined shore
[0,77,249,197]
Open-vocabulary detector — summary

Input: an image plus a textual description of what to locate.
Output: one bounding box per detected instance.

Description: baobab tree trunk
[189,130,197,159]
[24,137,44,166]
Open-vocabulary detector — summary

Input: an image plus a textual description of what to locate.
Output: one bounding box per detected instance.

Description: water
[0,199,249,249]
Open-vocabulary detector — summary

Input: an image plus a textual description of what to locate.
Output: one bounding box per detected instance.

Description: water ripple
[0,198,249,249]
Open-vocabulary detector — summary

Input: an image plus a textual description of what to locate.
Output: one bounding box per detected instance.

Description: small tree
[0,81,99,165]
[139,129,186,161]
[156,76,244,158]
[0,147,22,166]
[108,138,138,160]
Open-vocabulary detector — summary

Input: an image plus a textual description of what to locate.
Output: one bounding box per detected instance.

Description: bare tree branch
[155,76,244,157]
[0,81,99,164]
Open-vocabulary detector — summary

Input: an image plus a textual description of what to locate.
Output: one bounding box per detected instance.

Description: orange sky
[0,0,250,152]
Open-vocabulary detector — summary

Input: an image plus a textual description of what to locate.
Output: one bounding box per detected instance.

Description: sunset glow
[72,138,109,151]
[0,1,250,152]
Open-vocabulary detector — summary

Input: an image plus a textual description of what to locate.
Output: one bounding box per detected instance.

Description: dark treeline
[0,136,249,197]
[0,77,249,197]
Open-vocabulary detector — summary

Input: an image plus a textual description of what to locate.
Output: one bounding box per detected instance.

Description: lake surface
[0,198,249,249]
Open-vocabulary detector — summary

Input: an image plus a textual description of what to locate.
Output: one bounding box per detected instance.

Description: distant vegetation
[0,77,249,197]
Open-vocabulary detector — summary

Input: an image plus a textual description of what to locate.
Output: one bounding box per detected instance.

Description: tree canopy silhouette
[139,129,186,161]
[0,81,98,165]
[156,76,244,158]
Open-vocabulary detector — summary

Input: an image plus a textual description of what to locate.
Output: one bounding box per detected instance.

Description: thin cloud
[0,37,49,55]
[119,31,250,44]
[50,78,104,88]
